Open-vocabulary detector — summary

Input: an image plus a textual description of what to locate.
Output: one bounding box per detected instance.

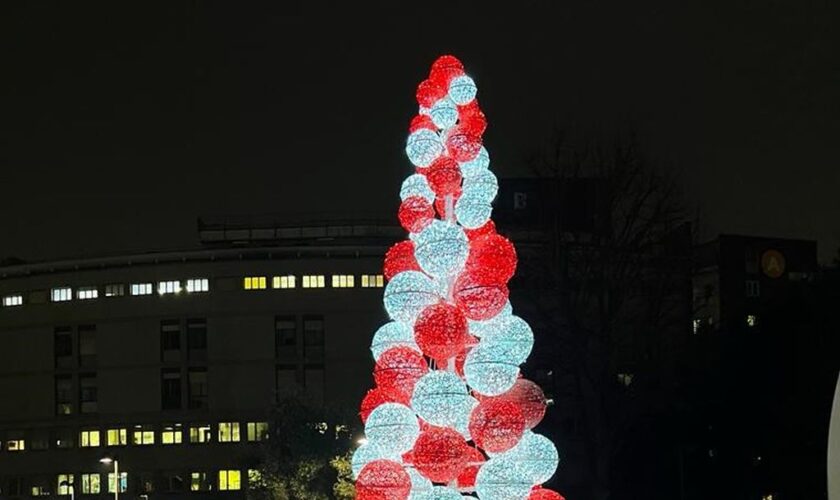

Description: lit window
[56,474,74,495]
[272,275,296,289]
[617,373,633,386]
[189,424,211,444]
[6,439,25,451]
[219,470,241,491]
[158,281,182,295]
[80,430,100,447]
[104,284,124,297]
[218,422,241,443]
[247,470,263,489]
[747,314,757,327]
[692,318,702,335]
[761,495,774,500]
[51,287,72,302]
[107,473,127,494]
[77,286,98,300]
[332,275,355,288]
[131,283,153,296]
[81,473,101,494]
[186,278,209,293]
[106,428,127,446]
[30,481,50,496]
[247,422,269,442]
[2,294,23,307]
[161,424,183,445]
[302,275,325,288]
[243,276,267,290]
[132,426,155,445]
[190,472,212,492]
[361,274,385,288]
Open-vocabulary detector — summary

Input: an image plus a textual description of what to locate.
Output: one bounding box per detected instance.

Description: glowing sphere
[425,156,462,197]
[417,79,447,109]
[407,129,444,168]
[503,431,559,485]
[459,146,490,178]
[410,114,437,133]
[445,125,482,162]
[384,271,440,324]
[454,395,479,440]
[371,321,418,361]
[456,446,486,490]
[374,347,429,400]
[352,442,397,479]
[529,488,565,500]
[414,303,468,361]
[430,97,459,129]
[364,403,421,456]
[448,75,477,105]
[401,174,436,203]
[429,55,465,87]
[467,302,513,338]
[399,196,435,234]
[468,399,525,454]
[467,234,517,283]
[412,485,463,500]
[458,101,487,137]
[407,468,433,497]
[462,169,498,202]
[480,315,534,365]
[463,343,520,396]
[412,426,470,483]
[454,190,493,229]
[454,270,509,321]
[360,386,410,424]
[356,459,412,500]
[464,220,496,241]
[410,371,470,428]
[489,379,547,429]
[384,241,422,281]
[474,457,533,500]
[414,220,469,278]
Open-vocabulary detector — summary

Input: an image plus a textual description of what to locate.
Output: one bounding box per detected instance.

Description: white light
[364,403,420,456]
[448,75,477,105]
[464,342,520,396]
[413,220,469,278]
[401,174,436,203]
[370,321,418,361]
[383,271,441,324]
[459,146,490,178]
[430,97,458,129]
[410,371,471,429]
[406,129,443,168]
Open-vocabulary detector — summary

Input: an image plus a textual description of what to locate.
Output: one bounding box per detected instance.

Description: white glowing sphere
[411,371,471,428]
[430,97,459,129]
[475,457,533,500]
[351,442,396,479]
[455,396,480,440]
[462,169,499,202]
[371,321,418,361]
[413,485,464,500]
[364,402,421,456]
[414,220,469,278]
[454,190,493,229]
[407,468,433,498]
[468,302,513,337]
[384,271,441,324]
[504,431,559,485]
[481,316,534,365]
[401,173,436,203]
[448,75,477,105]
[407,129,443,168]
[464,343,520,396]
[460,146,490,179]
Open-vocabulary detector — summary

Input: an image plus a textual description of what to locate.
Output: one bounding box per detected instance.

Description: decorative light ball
[468,399,526,454]
[417,79,447,109]
[434,187,461,220]
[445,125,482,162]
[456,446,486,490]
[364,403,421,456]
[399,196,435,234]
[425,156,463,197]
[356,459,412,500]
[412,485,463,500]
[489,379,547,430]
[466,233,517,283]
[352,443,396,479]
[360,386,410,424]
[461,112,488,138]
[429,55,465,87]
[464,220,496,241]
[412,426,470,483]
[529,487,565,500]
[448,75,477,105]
[400,174,436,203]
[413,220,469,278]
[414,303,468,361]
[374,347,429,400]
[474,457,533,500]
[430,97,459,129]
[504,431,559,485]
[453,334,479,376]
[480,315,534,365]
[459,145,490,178]
[384,241,422,281]
[463,343,520,396]
[467,303,513,338]
[407,129,444,168]
[410,370,470,428]
[462,169,499,202]
[407,468,433,497]
[454,190,493,230]
[453,270,509,321]
[454,395,479,440]
[371,321,418,361]
[384,271,440,324]
[409,114,437,133]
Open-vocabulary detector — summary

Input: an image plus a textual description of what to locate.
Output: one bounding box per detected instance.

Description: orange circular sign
[761,249,785,278]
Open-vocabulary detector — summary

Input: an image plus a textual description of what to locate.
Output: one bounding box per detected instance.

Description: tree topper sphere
[364,403,421,456]
[413,220,469,278]
[412,426,470,484]
[410,370,471,428]
[407,129,444,168]
[356,459,412,500]
[374,347,429,400]
[371,321,418,361]
[414,302,469,362]
[384,271,441,324]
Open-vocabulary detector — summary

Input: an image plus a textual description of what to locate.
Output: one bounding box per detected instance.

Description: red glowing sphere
[356,460,411,500]
[360,387,410,424]
[458,101,487,137]
[529,487,566,500]
[409,114,437,133]
[466,233,517,283]
[464,220,497,241]
[425,156,462,197]
[456,446,486,490]
[489,379,548,429]
[416,79,447,109]
[383,241,421,281]
[414,302,468,362]
[434,188,461,220]
[429,55,465,87]
[469,399,526,453]
[412,426,470,483]
[445,125,482,162]
[374,347,429,399]
[453,270,509,321]
[453,335,479,378]
[398,196,435,234]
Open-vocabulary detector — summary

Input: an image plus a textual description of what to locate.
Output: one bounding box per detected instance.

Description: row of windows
[2,274,385,308]
[2,422,269,453]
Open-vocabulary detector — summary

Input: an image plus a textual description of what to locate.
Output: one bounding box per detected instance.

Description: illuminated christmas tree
[352,56,563,500]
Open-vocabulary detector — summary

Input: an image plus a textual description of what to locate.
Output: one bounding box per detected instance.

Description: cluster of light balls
[353,55,564,500]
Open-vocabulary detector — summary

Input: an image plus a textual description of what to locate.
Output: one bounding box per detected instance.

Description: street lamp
[100,456,119,500]
[59,480,74,500]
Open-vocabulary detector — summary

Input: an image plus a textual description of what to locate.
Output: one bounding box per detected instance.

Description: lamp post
[59,480,74,500]
[100,456,119,500]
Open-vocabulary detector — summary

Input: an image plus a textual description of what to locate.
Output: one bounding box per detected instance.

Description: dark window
[53,428,75,449]
[187,318,207,361]
[304,366,325,403]
[188,368,208,409]
[164,474,184,492]
[138,474,154,494]
[275,316,297,361]
[78,325,97,368]
[161,369,182,410]
[161,320,181,362]
[54,327,73,368]
[276,366,299,397]
[6,477,22,496]
[80,374,98,413]
[55,376,73,415]
[29,430,49,451]
[303,316,324,363]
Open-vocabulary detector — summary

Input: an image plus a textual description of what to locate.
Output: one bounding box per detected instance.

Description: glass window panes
[104,284,125,297]
[2,294,23,306]
[190,472,212,492]
[218,422,240,443]
[51,287,72,302]
[77,286,98,300]
[332,275,355,288]
[131,283,153,296]
[302,275,325,288]
[81,473,101,494]
[247,422,269,442]
[186,278,209,293]
[158,280,181,295]
[162,424,183,445]
[80,430,100,447]
[272,275,296,289]
[243,276,267,290]
[132,426,155,445]
[56,474,74,495]
[361,274,385,288]
[106,428,127,446]
[107,473,127,493]
[6,439,25,451]
[219,470,241,491]
[189,424,211,443]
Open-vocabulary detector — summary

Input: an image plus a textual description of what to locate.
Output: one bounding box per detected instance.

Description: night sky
[1,2,838,262]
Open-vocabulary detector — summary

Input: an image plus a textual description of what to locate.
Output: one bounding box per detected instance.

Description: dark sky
[1,2,838,262]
